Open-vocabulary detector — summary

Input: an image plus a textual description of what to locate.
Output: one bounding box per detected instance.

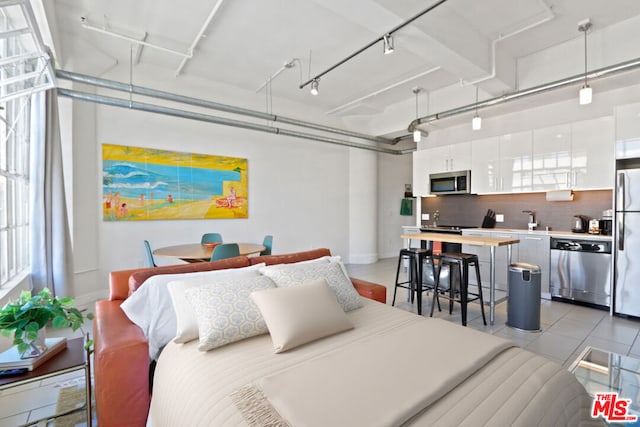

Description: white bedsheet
[149,299,601,426]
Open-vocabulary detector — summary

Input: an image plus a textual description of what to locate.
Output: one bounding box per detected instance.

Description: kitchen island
[401,232,520,325]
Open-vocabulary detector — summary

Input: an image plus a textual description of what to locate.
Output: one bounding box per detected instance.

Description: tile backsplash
[420,190,612,231]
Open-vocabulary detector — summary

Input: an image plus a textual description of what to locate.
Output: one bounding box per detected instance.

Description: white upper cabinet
[471,132,533,194]
[429,142,471,174]
[532,124,572,191]
[471,136,499,193]
[499,131,533,193]
[615,103,640,159]
[571,116,614,189]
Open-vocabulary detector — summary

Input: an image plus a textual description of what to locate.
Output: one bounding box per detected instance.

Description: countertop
[403,225,613,241]
[463,228,613,241]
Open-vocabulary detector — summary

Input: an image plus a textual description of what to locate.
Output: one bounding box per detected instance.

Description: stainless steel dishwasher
[550,237,612,309]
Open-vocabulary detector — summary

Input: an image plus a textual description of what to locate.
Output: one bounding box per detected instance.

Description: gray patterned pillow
[184,275,276,351]
[262,261,363,311]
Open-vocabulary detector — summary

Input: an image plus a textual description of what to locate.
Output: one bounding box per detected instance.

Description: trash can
[506,262,541,331]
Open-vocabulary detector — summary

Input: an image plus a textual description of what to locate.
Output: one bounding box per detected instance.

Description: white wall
[64,71,389,301]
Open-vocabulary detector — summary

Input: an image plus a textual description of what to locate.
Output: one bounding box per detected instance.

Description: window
[0,0,53,288]
[0,97,31,288]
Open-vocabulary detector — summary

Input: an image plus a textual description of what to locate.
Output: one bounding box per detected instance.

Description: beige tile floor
[346,257,640,369]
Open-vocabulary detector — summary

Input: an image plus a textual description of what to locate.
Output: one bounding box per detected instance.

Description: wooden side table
[0,336,92,427]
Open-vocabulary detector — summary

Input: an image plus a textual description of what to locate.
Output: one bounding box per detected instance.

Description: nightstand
[0,336,92,427]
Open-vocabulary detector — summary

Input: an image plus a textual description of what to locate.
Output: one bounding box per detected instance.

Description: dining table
[400,232,520,325]
[153,243,266,263]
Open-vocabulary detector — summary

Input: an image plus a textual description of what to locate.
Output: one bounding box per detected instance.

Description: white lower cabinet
[516,234,551,299]
[461,230,550,298]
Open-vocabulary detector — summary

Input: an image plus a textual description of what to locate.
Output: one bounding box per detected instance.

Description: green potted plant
[0,288,93,357]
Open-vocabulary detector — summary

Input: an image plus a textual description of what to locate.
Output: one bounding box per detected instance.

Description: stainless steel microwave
[429,170,471,195]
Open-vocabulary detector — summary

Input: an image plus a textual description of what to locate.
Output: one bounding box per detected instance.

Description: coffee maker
[600,209,613,236]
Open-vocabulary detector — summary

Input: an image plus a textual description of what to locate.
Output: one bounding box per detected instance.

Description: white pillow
[250,279,354,353]
[120,263,265,360]
[185,275,277,351]
[258,255,350,278]
[261,261,363,312]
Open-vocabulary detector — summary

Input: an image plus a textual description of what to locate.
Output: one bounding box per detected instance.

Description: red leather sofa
[93,248,387,426]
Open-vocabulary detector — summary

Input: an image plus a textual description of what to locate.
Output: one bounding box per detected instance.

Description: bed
[148,298,601,426]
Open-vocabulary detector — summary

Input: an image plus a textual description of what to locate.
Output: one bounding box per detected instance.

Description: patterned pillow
[261,261,363,311]
[184,275,276,351]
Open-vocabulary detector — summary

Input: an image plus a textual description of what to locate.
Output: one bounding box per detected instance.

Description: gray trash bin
[506,262,541,331]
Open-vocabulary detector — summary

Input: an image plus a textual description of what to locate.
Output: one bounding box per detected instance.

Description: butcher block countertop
[400,233,519,247]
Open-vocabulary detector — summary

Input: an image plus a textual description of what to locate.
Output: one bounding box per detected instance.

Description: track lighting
[310,79,319,96]
[383,34,394,55]
[472,86,482,130]
[578,19,592,105]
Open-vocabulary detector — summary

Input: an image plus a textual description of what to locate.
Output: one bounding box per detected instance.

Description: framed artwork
[102,144,248,221]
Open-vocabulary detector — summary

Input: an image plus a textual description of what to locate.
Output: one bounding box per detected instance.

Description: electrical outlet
[496,214,504,223]
[421,213,429,220]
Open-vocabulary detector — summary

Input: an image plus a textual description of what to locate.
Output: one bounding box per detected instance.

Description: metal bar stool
[431,252,486,326]
[392,248,439,315]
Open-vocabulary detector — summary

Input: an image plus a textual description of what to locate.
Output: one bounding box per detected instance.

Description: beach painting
[102,144,248,221]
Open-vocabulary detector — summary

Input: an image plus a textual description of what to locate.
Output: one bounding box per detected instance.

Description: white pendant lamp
[412,88,421,142]
[578,19,592,105]
[472,86,482,130]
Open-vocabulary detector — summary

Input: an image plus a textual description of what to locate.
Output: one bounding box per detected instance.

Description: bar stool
[392,248,439,315]
[431,252,486,326]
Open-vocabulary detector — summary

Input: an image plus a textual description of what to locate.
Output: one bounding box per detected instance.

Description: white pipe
[255,59,300,93]
[81,19,192,59]
[326,66,441,115]
[175,0,225,76]
[460,0,555,87]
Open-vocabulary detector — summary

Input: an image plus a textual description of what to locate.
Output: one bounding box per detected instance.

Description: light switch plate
[421,213,429,220]
[496,214,504,222]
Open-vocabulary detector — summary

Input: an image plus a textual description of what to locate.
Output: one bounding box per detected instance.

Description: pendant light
[472,86,482,130]
[578,19,592,105]
[413,88,421,142]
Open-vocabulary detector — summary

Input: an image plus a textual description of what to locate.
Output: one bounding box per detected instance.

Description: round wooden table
[153,243,265,263]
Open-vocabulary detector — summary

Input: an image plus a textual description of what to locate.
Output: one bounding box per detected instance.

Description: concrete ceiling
[43,0,640,133]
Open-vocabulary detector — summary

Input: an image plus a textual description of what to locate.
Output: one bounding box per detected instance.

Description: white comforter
[149,299,601,426]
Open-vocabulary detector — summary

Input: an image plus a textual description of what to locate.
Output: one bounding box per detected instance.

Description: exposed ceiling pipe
[55,69,396,145]
[408,56,640,132]
[175,0,225,76]
[81,17,192,59]
[57,88,409,155]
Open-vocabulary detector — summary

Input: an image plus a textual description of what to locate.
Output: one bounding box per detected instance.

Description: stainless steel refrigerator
[614,161,640,316]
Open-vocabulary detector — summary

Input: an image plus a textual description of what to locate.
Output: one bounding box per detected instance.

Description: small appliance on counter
[571,215,588,233]
[600,209,613,236]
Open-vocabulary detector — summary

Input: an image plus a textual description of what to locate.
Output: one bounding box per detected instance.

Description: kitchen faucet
[522,210,537,231]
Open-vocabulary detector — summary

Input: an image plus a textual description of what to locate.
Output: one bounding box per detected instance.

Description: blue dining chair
[201,233,223,244]
[260,235,273,255]
[210,243,240,261]
[143,240,157,267]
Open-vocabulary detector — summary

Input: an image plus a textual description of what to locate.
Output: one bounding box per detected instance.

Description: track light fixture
[299,0,449,92]
[413,88,421,142]
[578,19,592,105]
[310,79,319,96]
[472,86,482,130]
[383,34,394,55]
